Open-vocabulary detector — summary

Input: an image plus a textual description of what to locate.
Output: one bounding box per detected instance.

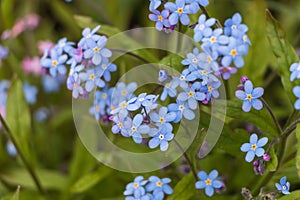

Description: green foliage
[265,10,299,104]
[167,173,197,200]
[278,190,300,200]
[296,124,300,178]
[266,147,278,172]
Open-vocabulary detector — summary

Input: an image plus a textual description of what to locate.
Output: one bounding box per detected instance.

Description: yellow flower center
[246,94,252,100]
[177,8,183,14]
[208,86,213,92]
[210,36,216,43]
[251,144,257,150]
[159,117,165,123]
[93,47,100,53]
[156,181,163,187]
[202,70,208,75]
[158,15,163,21]
[230,49,237,57]
[166,83,171,88]
[52,60,58,67]
[118,122,123,128]
[121,102,127,108]
[95,106,100,112]
[188,91,195,97]
[205,179,212,185]
[89,74,95,80]
[207,56,212,63]
[121,90,127,96]
[73,83,79,89]
[199,24,205,30]
[133,183,139,188]
[243,35,248,42]
[86,34,91,39]
[102,93,107,99]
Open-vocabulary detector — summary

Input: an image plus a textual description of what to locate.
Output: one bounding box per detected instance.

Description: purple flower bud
[240,76,248,83]
[202,99,209,104]
[237,84,244,90]
[263,153,271,162]
[215,181,226,194]
[253,160,259,166]
[178,165,190,174]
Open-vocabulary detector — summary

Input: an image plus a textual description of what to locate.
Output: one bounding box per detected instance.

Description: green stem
[282,119,300,139]
[199,5,222,28]
[173,139,198,181]
[260,98,282,136]
[0,114,46,195]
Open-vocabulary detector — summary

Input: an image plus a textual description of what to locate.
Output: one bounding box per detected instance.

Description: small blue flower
[235,80,264,112]
[224,13,248,38]
[202,28,229,50]
[275,176,290,195]
[149,107,176,126]
[125,193,152,200]
[0,45,9,66]
[67,76,84,99]
[193,14,216,42]
[83,36,112,65]
[168,100,195,122]
[6,141,17,157]
[112,113,132,137]
[160,80,178,101]
[186,0,209,13]
[78,25,101,48]
[181,48,202,72]
[171,73,189,89]
[177,82,206,109]
[54,37,74,55]
[23,83,38,105]
[112,82,137,104]
[127,114,150,144]
[164,0,191,26]
[41,49,68,77]
[240,133,268,162]
[149,10,170,31]
[79,68,105,92]
[218,37,248,68]
[34,107,49,122]
[98,59,117,82]
[293,86,300,110]
[124,176,148,198]
[204,80,221,101]
[148,123,174,151]
[149,0,161,11]
[290,62,300,81]
[195,170,223,197]
[0,80,10,106]
[146,176,173,200]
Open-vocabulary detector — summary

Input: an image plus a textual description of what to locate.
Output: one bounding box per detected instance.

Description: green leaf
[265,10,299,103]
[266,147,278,171]
[167,173,197,200]
[220,100,278,137]
[278,190,300,200]
[296,124,300,177]
[0,168,67,191]
[70,166,112,194]
[11,186,20,200]
[6,79,33,165]
[159,54,185,73]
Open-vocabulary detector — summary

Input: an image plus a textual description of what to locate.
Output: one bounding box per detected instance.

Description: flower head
[195,170,223,197]
[23,83,38,105]
[124,176,148,197]
[235,80,264,112]
[149,10,170,31]
[148,123,174,151]
[193,14,216,42]
[240,133,268,162]
[290,62,300,81]
[146,176,173,199]
[164,0,191,26]
[275,176,290,195]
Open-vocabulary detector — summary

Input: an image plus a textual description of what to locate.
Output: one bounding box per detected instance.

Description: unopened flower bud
[263,153,271,162]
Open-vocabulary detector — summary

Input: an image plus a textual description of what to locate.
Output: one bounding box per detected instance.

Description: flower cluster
[240,133,268,163]
[235,77,264,112]
[276,176,290,195]
[124,176,173,200]
[290,62,300,110]
[195,169,223,197]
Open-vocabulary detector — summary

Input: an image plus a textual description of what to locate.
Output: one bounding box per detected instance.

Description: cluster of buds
[253,153,271,175]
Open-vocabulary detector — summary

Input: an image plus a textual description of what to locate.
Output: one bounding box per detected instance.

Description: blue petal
[250,134,258,143]
[212,180,222,189]
[235,90,246,100]
[244,80,253,94]
[183,109,195,120]
[160,140,169,151]
[252,99,263,110]
[280,176,287,185]
[245,150,255,162]
[169,13,179,25]
[195,181,206,189]
[242,100,252,112]
[252,87,264,98]
[180,14,190,25]
[188,98,198,110]
[197,171,207,180]
[163,184,173,194]
[208,170,218,180]
[257,137,268,147]
[205,185,214,197]
[92,54,102,65]
[240,143,250,152]
[275,183,282,191]
[255,148,265,157]
[149,138,160,149]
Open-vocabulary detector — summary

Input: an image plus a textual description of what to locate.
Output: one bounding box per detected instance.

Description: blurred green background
[0,0,300,199]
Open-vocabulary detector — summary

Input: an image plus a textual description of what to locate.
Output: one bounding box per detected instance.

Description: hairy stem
[260,98,282,136]
[0,114,46,195]
[110,48,151,63]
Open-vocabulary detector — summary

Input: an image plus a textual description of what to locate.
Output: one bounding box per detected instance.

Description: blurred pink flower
[1,30,11,40]
[38,40,55,55]
[24,14,40,30]
[22,57,43,75]
[11,20,26,38]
